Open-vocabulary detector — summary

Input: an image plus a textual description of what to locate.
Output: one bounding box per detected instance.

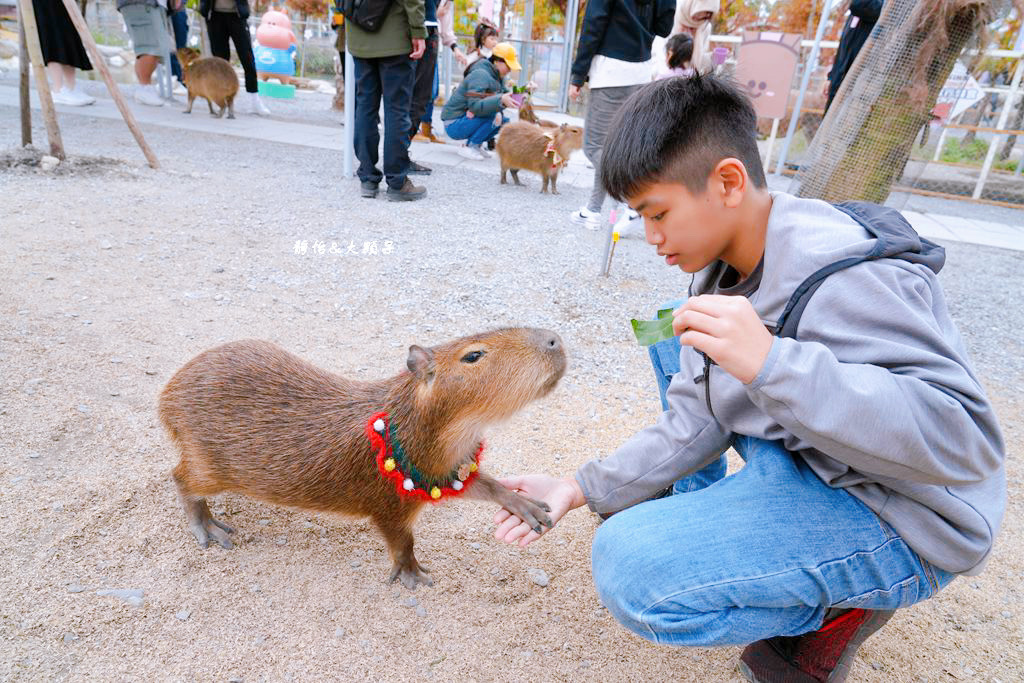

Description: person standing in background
[672,0,717,73]
[199,0,272,115]
[567,0,676,231]
[825,1,883,112]
[347,0,428,201]
[33,0,96,105]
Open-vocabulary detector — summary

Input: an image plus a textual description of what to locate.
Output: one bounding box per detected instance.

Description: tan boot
[413,122,441,143]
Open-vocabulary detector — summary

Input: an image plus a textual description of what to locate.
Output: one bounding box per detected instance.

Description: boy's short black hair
[601,74,767,201]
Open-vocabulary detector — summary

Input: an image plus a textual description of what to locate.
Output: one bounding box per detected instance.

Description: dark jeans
[169,9,189,83]
[408,28,438,139]
[207,10,258,93]
[353,53,416,189]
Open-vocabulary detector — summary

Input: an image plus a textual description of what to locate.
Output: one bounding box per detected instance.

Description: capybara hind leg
[205,98,216,116]
[510,169,523,186]
[173,467,234,549]
[374,516,432,590]
[215,100,226,119]
[184,94,194,114]
[227,95,236,119]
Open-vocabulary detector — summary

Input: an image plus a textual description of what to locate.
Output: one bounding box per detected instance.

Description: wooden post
[59,0,161,169]
[18,5,31,147]
[18,0,65,159]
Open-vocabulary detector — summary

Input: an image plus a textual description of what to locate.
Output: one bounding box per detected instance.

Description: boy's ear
[714,157,748,209]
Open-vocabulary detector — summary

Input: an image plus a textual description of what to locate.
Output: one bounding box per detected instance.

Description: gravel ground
[1,104,1022,682]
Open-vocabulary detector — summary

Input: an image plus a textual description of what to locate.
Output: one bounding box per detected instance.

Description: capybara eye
[460,350,485,364]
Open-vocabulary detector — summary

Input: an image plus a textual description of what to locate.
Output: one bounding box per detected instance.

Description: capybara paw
[507,492,553,533]
[188,517,234,550]
[389,563,433,590]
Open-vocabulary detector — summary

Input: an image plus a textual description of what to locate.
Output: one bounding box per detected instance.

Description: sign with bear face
[736,31,802,120]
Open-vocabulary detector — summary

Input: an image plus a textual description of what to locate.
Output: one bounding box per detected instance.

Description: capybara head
[176,47,201,71]
[554,122,584,155]
[404,327,566,428]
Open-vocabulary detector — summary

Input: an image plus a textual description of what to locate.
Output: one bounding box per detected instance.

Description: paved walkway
[3,82,1022,252]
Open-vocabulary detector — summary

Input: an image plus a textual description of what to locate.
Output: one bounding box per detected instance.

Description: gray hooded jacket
[576,192,1006,575]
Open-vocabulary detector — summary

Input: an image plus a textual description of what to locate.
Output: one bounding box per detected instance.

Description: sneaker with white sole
[246,91,270,116]
[459,145,487,161]
[69,85,96,105]
[570,207,602,230]
[134,84,164,107]
[611,203,642,237]
[478,145,493,159]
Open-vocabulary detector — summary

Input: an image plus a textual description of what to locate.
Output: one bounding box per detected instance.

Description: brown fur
[177,47,239,120]
[158,328,566,589]
[518,97,558,128]
[496,121,584,194]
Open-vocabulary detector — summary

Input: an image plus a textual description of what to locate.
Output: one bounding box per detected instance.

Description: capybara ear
[407,345,435,382]
[560,123,567,131]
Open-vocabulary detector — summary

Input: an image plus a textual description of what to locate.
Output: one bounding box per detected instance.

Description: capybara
[496,121,584,194]
[518,97,558,128]
[158,328,566,589]
[177,47,239,119]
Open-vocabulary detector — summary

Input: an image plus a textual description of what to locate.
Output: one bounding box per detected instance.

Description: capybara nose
[531,328,564,354]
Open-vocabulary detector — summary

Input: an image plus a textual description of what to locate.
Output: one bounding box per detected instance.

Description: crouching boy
[492,74,1006,682]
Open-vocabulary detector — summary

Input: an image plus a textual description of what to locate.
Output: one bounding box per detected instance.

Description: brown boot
[412,122,441,143]
[738,608,896,682]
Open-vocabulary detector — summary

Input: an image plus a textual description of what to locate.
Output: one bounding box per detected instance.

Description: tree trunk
[962,93,992,144]
[794,2,996,204]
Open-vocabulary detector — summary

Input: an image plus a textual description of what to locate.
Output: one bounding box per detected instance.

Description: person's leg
[408,29,438,141]
[467,117,501,146]
[207,13,230,61]
[135,55,159,85]
[443,115,490,142]
[378,54,417,189]
[424,57,439,124]
[592,436,954,648]
[226,14,259,94]
[170,9,188,82]
[582,84,643,213]
[352,56,384,185]
[646,298,727,491]
[45,61,66,91]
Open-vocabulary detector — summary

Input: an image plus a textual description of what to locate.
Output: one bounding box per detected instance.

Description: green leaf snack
[630,308,676,346]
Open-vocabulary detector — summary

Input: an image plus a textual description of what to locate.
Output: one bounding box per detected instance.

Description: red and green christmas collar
[365,411,483,503]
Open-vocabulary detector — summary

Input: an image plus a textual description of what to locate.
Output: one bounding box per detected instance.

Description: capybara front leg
[501,166,508,184]
[173,468,234,549]
[550,173,560,195]
[227,95,236,120]
[374,516,432,590]
[510,169,524,186]
[184,94,195,114]
[541,175,549,194]
[463,472,552,533]
[205,98,216,116]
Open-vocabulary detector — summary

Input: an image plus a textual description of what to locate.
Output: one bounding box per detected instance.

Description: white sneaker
[134,84,164,107]
[478,145,493,158]
[51,88,76,106]
[246,91,270,116]
[570,207,602,231]
[611,203,642,237]
[68,85,96,105]
[458,145,486,161]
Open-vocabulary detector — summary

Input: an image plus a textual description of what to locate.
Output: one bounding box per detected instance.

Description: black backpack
[696,201,946,419]
[340,0,393,32]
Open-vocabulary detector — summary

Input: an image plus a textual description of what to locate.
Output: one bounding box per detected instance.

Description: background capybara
[158,328,566,589]
[177,47,239,119]
[496,121,584,195]
[518,97,558,128]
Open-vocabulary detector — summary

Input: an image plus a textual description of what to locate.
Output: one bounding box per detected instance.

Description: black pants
[353,53,416,189]
[207,11,258,93]
[407,28,438,140]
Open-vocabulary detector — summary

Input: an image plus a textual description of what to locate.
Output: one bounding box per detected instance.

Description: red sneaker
[738,608,896,682]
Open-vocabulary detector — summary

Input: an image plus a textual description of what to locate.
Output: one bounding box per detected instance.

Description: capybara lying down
[177,47,239,119]
[158,328,567,589]
[496,121,584,194]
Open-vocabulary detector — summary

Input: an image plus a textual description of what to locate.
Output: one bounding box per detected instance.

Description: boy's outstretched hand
[494,475,584,547]
[672,295,774,385]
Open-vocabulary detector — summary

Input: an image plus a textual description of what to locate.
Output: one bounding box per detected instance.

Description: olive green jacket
[346,0,426,59]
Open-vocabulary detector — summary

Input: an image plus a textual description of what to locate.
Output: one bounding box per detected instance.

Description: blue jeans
[168,10,189,83]
[353,54,415,189]
[592,305,956,647]
[443,114,505,146]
